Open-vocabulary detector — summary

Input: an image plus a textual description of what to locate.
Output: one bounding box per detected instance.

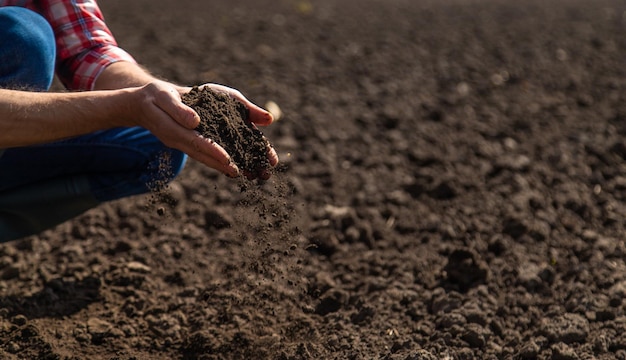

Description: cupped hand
[131,81,279,179]
[131,81,240,177]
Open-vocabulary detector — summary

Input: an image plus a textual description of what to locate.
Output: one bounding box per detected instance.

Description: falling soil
[182,86,271,178]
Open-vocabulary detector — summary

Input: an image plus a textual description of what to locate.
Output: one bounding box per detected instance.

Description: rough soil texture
[2,0,626,359]
[182,87,271,177]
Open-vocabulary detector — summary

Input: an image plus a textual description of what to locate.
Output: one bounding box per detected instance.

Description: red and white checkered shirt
[0,0,136,90]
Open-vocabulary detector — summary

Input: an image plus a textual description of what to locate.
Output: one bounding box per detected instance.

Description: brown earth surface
[2,0,626,359]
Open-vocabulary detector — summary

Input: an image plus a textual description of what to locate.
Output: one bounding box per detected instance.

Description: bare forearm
[94,61,182,91]
[0,88,134,148]
[1,62,172,148]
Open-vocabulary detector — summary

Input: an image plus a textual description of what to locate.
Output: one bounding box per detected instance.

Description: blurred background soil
[2,0,626,359]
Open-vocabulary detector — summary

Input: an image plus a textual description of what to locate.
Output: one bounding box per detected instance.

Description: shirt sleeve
[40,0,136,90]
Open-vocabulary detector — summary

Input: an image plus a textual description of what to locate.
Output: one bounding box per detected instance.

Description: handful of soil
[182,87,272,178]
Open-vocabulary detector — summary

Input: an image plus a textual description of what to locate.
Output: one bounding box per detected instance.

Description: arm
[0,88,133,147]
[0,83,240,177]
[94,61,156,90]
[0,69,276,177]
[4,0,277,178]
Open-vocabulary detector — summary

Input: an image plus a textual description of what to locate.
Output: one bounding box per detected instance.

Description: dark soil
[2,0,626,359]
[182,87,271,177]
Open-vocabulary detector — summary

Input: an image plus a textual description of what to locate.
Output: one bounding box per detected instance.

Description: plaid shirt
[0,0,136,90]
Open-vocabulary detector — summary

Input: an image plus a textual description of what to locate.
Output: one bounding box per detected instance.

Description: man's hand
[97,62,278,179]
[130,81,278,179]
[0,59,278,181]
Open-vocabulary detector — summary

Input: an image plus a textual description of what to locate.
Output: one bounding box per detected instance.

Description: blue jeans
[0,7,187,241]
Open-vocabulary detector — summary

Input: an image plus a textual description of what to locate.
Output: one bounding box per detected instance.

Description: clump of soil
[182,87,271,178]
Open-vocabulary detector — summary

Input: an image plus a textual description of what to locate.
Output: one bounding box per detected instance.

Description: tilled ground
[2,0,626,359]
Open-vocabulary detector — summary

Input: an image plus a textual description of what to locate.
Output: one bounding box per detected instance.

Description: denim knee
[0,7,55,90]
[91,148,188,203]
[80,127,189,202]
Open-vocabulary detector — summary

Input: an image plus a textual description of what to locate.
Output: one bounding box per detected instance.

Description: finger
[248,105,274,126]
[157,122,239,176]
[184,135,240,177]
[255,146,279,180]
[232,95,273,126]
[241,145,279,181]
[267,144,279,167]
[188,151,240,178]
[187,133,232,166]
[155,87,200,130]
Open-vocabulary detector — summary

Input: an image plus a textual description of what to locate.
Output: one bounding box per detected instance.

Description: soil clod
[182,87,271,178]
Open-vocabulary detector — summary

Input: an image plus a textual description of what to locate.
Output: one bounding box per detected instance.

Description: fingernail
[228,164,240,178]
[191,114,201,128]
